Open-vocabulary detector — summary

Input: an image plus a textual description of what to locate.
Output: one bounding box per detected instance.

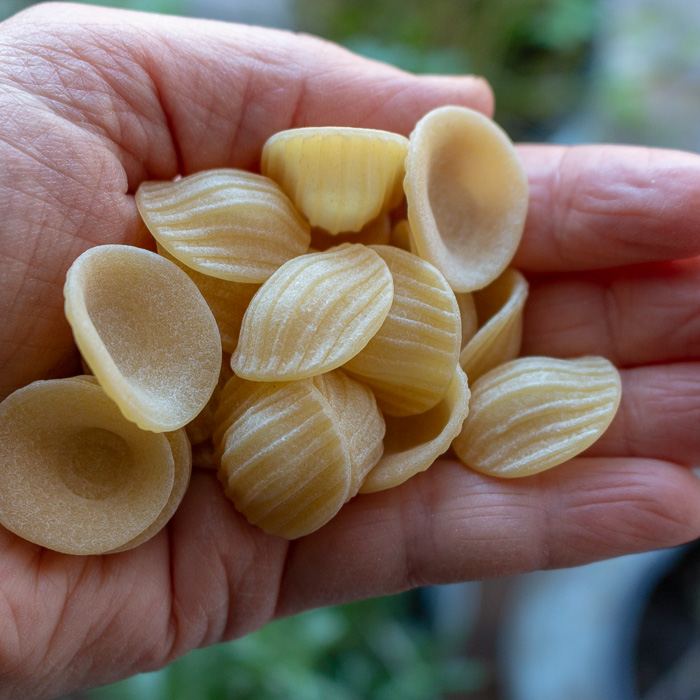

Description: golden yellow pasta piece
[310,214,391,251]
[360,366,470,493]
[459,269,528,381]
[64,244,222,432]
[312,371,385,497]
[0,377,175,555]
[261,126,408,234]
[136,169,311,283]
[214,370,383,538]
[404,106,529,292]
[158,246,260,354]
[344,245,461,416]
[231,244,394,381]
[109,427,192,553]
[452,356,622,478]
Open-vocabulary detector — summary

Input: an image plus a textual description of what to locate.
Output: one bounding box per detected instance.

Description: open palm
[1,4,699,698]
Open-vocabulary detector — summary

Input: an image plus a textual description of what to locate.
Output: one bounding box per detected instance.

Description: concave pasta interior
[0,377,175,555]
[64,245,221,432]
[406,106,528,293]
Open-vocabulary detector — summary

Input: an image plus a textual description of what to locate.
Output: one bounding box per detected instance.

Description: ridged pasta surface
[231,244,394,381]
[344,245,461,416]
[262,127,408,234]
[136,169,310,283]
[452,356,621,477]
[214,375,352,539]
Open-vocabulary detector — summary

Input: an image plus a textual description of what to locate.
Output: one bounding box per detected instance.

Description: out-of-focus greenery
[294,0,599,141]
[89,592,487,700]
[0,0,185,22]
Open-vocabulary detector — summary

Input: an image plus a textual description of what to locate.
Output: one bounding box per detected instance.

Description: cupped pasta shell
[262,127,408,234]
[158,246,260,354]
[231,244,394,381]
[108,427,192,553]
[213,374,355,539]
[344,245,461,416]
[452,356,622,478]
[0,377,175,555]
[359,366,470,493]
[459,269,528,382]
[136,169,311,283]
[404,106,529,292]
[64,244,222,432]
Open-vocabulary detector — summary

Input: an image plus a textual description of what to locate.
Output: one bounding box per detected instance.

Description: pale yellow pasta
[262,126,408,234]
[136,169,311,283]
[459,269,528,381]
[359,366,470,493]
[312,371,385,497]
[158,246,260,354]
[231,244,394,381]
[213,374,356,539]
[64,244,222,432]
[109,427,192,553]
[452,356,622,478]
[0,377,175,555]
[344,245,461,416]
[310,214,391,251]
[404,106,529,292]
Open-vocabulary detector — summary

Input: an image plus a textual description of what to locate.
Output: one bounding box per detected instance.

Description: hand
[1,3,699,697]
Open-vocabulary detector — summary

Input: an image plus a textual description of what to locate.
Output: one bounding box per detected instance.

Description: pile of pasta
[0,106,621,554]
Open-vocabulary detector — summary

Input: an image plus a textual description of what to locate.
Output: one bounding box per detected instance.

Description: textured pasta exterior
[452,356,622,478]
[344,245,461,416]
[262,126,408,234]
[231,244,394,381]
[136,169,311,282]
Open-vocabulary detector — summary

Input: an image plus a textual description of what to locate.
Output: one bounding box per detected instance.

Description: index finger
[513,144,700,271]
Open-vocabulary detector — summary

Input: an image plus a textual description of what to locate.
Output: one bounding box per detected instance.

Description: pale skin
[1,2,700,697]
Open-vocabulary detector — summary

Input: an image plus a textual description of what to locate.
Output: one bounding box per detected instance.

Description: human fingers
[512,144,700,271]
[2,2,493,188]
[274,457,700,616]
[521,257,700,365]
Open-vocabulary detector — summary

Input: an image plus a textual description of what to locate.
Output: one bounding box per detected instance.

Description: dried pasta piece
[136,169,311,283]
[459,269,528,382]
[344,245,461,416]
[231,244,394,381]
[404,106,529,292]
[310,214,391,251]
[213,374,357,539]
[359,366,470,493]
[452,356,622,478]
[64,244,221,432]
[109,427,192,553]
[312,371,385,497]
[262,126,408,234]
[158,246,260,354]
[0,377,175,555]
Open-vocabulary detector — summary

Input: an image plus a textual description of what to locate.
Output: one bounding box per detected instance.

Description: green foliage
[89,593,486,700]
[293,0,600,140]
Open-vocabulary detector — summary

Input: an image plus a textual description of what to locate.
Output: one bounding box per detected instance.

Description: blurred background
[3,0,700,698]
